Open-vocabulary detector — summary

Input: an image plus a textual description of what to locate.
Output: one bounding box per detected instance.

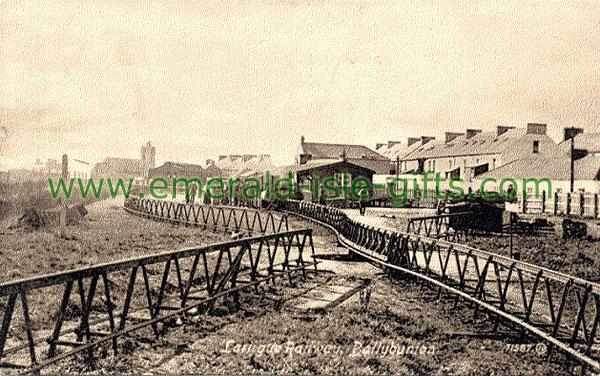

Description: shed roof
[272,159,375,177]
[148,162,205,178]
[558,133,600,154]
[302,142,388,161]
[475,155,600,182]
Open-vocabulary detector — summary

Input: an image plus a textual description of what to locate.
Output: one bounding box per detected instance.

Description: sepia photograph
[1,0,600,375]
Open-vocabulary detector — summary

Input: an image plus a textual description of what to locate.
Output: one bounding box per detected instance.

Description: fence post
[60,154,68,230]
[566,193,571,216]
[581,193,585,217]
[522,193,527,214]
[595,194,599,219]
[541,190,546,214]
[554,190,558,215]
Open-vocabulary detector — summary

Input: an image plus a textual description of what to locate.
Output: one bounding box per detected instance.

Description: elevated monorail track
[4,196,600,374]
[0,199,314,374]
[279,199,600,374]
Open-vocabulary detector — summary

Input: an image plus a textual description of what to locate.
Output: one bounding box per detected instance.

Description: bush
[0,180,111,221]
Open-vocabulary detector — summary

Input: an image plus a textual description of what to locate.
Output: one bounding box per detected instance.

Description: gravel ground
[0,204,579,374]
[51,273,569,375]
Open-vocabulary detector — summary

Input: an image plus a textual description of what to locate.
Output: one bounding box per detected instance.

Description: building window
[533,140,539,154]
[492,158,496,169]
[432,160,436,171]
[334,173,351,187]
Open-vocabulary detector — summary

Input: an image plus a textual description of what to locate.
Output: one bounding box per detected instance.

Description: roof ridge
[304,141,372,148]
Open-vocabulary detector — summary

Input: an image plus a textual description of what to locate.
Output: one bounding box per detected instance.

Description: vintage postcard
[1,1,599,375]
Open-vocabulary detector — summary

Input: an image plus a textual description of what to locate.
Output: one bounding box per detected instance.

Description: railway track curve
[278,199,600,374]
[0,199,313,374]
[4,196,600,374]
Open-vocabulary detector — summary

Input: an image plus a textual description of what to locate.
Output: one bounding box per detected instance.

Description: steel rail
[406,212,472,240]
[279,199,600,374]
[0,229,308,297]
[22,266,311,375]
[124,198,289,235]
[284,200,600,293]
[0,198,315,373]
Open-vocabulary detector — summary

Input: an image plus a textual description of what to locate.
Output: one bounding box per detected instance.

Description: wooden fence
[519,191,600,218]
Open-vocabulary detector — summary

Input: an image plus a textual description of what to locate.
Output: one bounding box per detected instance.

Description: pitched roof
[97,157,142,175]
[234,155,276,178]
[203,163,222,177]
[302,142,388,161]
[401,128,563,163]
[149,162,205,178]
[558,133,600,154]
[272,159,375,176]
[378,142,417,160]
[475,155,600,182]
[403,129,526,161]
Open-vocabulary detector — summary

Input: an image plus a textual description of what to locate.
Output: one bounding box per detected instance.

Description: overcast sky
[1,0,599,171]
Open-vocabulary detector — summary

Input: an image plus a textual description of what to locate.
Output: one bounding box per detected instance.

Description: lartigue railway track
[0,199,316,374]
[278,199,600,375]
[2,197,600,374]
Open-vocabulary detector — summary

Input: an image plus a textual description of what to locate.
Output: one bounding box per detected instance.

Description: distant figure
[260,189,269,208]
[293,188,304,201]
[187,183,197,205]
[358,188,368,216]
[506,184,515,199]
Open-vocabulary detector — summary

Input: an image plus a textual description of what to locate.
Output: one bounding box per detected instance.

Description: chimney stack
[496,126,515,137]
[206,159,215,166]
[387,141,402,149]
[564,127,584,141]
[218,155,227,161]
[526,123,547,135]
[299,154,311,164]
[421,136,435,145]
[444,132,464,144]
[466,129,482,139]
[407,137,420,147]
[376,143,385,150]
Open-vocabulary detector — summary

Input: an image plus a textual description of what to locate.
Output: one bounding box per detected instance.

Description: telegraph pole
[570,135,575,193]
[60,154,68,231]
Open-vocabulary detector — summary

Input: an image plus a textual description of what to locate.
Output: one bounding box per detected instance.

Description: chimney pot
[496,126,515,137]
[299,154,311,164]
[526,123,547,135]
[466,129,482,139]
[444,132,464,144]
[564,127,584,141]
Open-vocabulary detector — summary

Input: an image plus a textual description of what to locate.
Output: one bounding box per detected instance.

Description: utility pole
[570,135,575,193]
[60,154,68,232]
[396,155,399,178]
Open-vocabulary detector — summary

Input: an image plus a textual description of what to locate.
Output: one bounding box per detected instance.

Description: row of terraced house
[374,124,600,196]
